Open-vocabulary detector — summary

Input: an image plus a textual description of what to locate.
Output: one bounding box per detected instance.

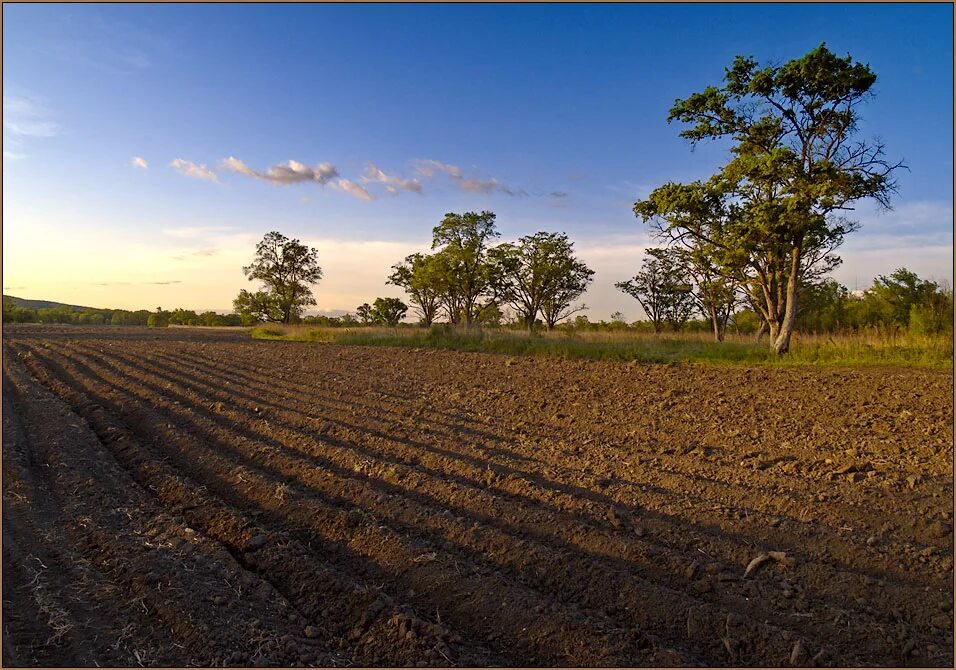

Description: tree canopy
[239,231,322,324]
[370,297,409,327]
[387,253,443,326]
[616,247,695,333]
[636,44,903,353]
[489,232,594,330]
[430,211,500,326]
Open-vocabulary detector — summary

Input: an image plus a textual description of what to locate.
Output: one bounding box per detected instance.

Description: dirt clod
[245,534,269,551]
[928,520,951,538]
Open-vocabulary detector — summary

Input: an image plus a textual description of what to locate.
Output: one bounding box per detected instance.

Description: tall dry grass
[251,323,953,369]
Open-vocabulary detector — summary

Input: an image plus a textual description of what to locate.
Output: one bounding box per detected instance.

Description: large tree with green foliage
[233,289,281,324]
[635,44,903,354]
[370,297,408,326]
[669,243,742,342]
[239,231,322,324]
[860,268,953,334]
[616,247,696,333]
[430,211,500,326]
[489,232,594,330]
[387,253,443,326]
[356,303,374,325]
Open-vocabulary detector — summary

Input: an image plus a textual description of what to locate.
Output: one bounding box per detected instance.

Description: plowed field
[2,325,953,667]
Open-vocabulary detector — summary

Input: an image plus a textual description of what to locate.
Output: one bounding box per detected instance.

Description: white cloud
[834,242,954,289]
[170,158,219,183]
[412,159,463,179]
[331,178,374,201]
[831,200,954,286]
[131,156,148,170]
[218,156,257,178]
[219,156,338,185]
[412,158,527,196]
[361,162,422,195]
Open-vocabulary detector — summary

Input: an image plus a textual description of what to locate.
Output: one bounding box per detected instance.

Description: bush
[251,324,285,338]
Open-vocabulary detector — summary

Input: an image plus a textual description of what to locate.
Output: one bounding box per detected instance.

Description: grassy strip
[250,324,953,369]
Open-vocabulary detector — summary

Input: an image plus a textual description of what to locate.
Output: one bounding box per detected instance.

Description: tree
[370,297,408,326]
[430,211,500,326]
[2,297,38,324]
[638,44,902,354]
[356,303,374,325]
[110,309,150,326]
[616,248,696,332]
[869,268,936,328]
[168,308,200,326]
[490,232,594,330]
[475,300,504,327]
[199,311,226,327]
[147,309,170,328]
[670,244,742,341]
[233,289,280,324]
[795,278,849,332]
[851,268,954,334]
[387,253,443,326]
[241,231,322,324]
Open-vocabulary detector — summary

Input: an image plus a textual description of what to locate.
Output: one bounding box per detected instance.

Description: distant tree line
[231,214,595,331]
[614,249,951,338]
[2,298,246,328]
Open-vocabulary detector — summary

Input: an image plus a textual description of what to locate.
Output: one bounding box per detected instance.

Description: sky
[3,3,953,320]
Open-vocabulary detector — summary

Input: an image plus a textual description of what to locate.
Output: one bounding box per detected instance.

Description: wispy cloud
[3,93,60,159]
[162,226,235,239]
[361,162,422,195]
[92,280,183,286]
[412,159,463,179]
[170,158,219,183]
[171,248,218,261]
[42,14,157,76]
[330,178,374,201]
[219,156,338,185]
[161,153,554,202]
[131,156,148,170]
[851,199,953,237]
[460,177,528,196]
[412,158,527,197]
[3,95,60,137]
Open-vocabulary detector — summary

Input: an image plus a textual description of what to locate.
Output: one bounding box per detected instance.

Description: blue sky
[3,3,953,316]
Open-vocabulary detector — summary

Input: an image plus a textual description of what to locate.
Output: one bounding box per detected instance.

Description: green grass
[249,324,953,369]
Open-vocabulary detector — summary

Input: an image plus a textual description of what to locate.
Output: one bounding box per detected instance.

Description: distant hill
[3,295,98,311]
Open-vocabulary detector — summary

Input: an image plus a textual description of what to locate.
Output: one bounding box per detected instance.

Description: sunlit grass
[250,324,953,369]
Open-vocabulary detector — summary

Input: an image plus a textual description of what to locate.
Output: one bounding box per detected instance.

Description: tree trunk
[771,247,802,355]
[709,306,722,342]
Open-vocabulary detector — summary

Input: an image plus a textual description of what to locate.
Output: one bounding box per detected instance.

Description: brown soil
[2,324,953,667]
